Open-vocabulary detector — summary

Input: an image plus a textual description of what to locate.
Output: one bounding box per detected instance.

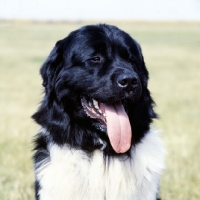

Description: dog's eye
[90,56,101,62]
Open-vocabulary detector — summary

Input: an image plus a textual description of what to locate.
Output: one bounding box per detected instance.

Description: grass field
[0,21,200,200]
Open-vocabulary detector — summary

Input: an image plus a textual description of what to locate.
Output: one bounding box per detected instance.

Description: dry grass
[0,21,200,199]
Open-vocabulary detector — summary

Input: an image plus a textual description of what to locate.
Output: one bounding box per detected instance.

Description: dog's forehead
[74,26,113,51]
[69,25,139,54]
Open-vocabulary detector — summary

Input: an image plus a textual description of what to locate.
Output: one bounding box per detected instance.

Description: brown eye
[91,56,101,62]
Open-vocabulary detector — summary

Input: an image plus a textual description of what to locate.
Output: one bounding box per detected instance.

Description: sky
[0,0,200,21]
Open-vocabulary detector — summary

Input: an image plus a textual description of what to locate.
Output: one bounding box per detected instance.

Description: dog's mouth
[81,96,132,153]
[81,96,107,125]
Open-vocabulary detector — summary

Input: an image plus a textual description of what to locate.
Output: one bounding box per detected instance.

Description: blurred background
[0,0,200,199]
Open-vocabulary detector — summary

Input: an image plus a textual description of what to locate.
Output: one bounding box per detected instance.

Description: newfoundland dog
[32,24,165,200]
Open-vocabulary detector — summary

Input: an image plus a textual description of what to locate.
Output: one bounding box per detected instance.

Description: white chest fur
[35,129,165,200]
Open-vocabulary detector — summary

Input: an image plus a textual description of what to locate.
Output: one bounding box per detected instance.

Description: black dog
[33,24,165,200]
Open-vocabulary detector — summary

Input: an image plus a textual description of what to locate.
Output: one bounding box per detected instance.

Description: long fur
[32,24,165,200]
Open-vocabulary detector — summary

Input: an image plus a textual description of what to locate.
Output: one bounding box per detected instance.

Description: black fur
[32,24,157,157]
[32,24,160,200]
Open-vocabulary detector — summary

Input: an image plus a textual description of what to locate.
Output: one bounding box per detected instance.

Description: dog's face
[33,24,156,155]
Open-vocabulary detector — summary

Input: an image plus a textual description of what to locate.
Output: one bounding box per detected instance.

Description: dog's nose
[117,73,138,90]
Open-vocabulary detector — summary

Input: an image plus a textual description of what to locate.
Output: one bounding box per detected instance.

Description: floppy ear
[128,43,157,144]
[40,40,63,93]
[135,42,149,87]
[32,39,71,145]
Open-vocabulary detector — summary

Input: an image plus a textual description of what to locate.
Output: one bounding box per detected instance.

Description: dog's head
[33,24,157,155]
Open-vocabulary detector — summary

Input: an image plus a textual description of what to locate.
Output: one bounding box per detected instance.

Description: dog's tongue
[103,101,132,153]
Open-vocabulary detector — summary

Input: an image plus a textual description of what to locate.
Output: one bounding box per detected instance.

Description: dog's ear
[135,42,149,87]
[138,42,157,118]
[40,40,63,92]
[32,40,70,145]
[128,42,158,143]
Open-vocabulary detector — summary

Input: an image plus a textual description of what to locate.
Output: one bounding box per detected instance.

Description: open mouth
[81,96,132,153]
[81,96,106,124]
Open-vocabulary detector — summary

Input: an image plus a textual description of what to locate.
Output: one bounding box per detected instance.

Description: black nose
[117,73,138,90]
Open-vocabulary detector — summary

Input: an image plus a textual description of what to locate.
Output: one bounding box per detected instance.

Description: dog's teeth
[93,99,99,109]
[99,109,102,114]
[103,113,106,117]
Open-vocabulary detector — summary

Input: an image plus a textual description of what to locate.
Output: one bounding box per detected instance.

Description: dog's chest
[36,130,164,200]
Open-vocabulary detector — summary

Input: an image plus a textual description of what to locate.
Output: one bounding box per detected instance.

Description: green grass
[0,21,200,200]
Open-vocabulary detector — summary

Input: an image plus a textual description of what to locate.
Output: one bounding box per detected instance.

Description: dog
[32,24,165,200]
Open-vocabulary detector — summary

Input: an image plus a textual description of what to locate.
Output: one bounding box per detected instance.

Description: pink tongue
[103,101,132,153]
